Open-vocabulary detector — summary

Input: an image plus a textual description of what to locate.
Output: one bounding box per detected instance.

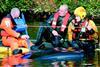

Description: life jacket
[1,30,9,36]
[0,13,27,37]
[52,12,70,32]
[13,13,27,33]
[72,20,93,40]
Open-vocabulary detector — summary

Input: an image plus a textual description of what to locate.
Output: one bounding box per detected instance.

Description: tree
[0,0,99,17]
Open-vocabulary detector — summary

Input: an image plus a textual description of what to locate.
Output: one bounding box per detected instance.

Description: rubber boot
[30,45,39,51]
[12,49,22,55]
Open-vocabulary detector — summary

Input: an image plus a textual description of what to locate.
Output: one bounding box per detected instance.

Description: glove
[60,38,64,44]
[52,30,59,36]
[30,45,39,51]
[21,35,29,40]
[87,25,92,30]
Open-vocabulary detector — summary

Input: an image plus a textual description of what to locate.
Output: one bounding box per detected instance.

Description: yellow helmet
[74,6,86,19]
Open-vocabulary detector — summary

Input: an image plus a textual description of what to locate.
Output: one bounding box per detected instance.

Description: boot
[12,49,22,55]
[30,45,39,51]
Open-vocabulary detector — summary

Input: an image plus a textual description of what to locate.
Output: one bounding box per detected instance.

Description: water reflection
[0,54,83,67]
[30,60,82,67]
[51,61,75,67]
[0,50,100,67]
[1,54,32,67]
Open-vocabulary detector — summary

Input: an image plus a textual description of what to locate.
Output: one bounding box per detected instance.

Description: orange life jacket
[52,12,70,32]
[1,30,10,36]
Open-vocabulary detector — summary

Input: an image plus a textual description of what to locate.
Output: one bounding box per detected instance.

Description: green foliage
[54,0,100,16]
[0,0,99,16]
[32,0,57,13]
[0,0,36,12]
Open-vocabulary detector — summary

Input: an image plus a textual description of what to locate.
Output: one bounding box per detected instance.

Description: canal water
[0,41,100,67]
[0,49,100,67]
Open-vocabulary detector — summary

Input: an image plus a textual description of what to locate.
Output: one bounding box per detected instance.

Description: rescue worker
[31,4,72,51]
[68,6,98,62]
[0,8,34,54]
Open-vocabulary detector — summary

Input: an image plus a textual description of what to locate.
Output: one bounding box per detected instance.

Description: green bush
[54,0,100,17]
[0,0,99,16]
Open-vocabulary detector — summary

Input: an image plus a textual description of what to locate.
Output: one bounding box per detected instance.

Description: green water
[0,40,100,67]
[0,50,100,67]
[30,54,100,67]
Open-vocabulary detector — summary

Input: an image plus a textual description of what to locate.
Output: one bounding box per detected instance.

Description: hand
[52,30,59,36]
[61,27,65,32]
[87,25,92,30]
[60,38,64,43]
[21,35,29,40]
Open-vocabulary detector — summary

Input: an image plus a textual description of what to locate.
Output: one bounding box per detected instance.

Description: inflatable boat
[22,48,84,62]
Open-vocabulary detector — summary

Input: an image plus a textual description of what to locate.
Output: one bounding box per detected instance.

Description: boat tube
[34,51,84,62]
[22,49,84,62]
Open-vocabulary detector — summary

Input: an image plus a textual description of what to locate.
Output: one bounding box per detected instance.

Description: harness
[13,13,27,33]
[52,12,70,32]
[72,20,92,40]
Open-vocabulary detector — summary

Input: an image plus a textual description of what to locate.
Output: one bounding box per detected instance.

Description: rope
[26,25,100,28]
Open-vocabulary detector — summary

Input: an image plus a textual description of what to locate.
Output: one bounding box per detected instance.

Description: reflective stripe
[61,25,66,28]
[52,21,56,25]
[5,20,10,27]
[85,21,88,27]
[53,18,56,21]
